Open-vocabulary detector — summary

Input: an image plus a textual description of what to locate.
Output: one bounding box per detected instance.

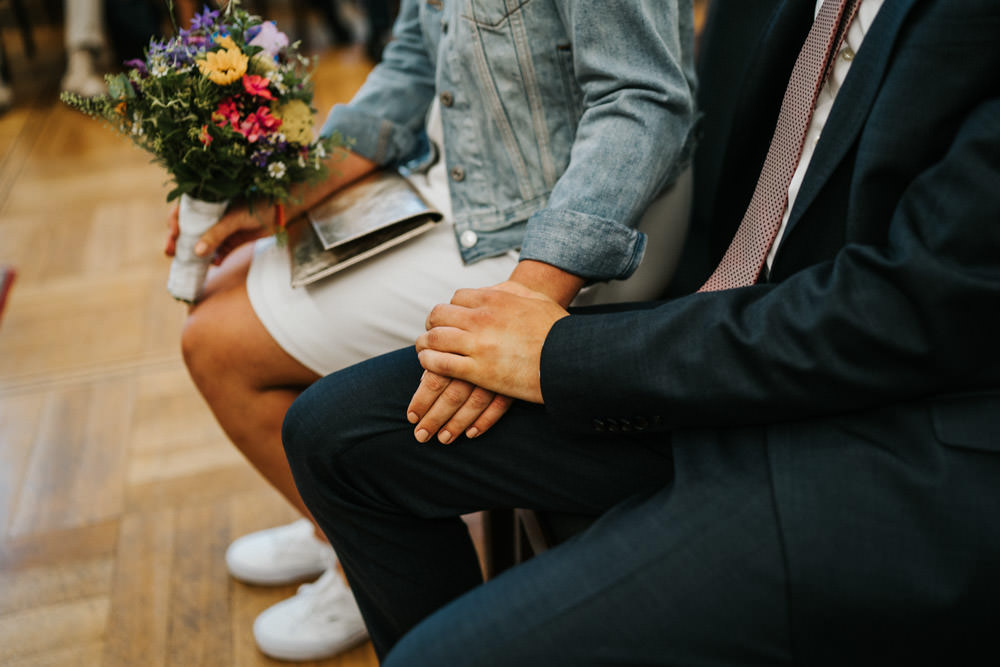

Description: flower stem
[164,0,178,35]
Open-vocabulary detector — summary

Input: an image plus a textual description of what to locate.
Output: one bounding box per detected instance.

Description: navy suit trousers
[283,347,792,664]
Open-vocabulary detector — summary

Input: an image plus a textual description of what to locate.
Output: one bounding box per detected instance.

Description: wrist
[508,260,584,307]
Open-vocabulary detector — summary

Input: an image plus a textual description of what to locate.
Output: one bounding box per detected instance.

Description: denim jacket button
[450,165,465,181]
[459,230,478,248]
[440,90,454,107]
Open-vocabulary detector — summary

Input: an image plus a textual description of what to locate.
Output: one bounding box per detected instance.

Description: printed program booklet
[288,170,443,287]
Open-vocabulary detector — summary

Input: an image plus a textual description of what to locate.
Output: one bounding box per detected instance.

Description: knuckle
[436,356,458,377]
[426,304,446,328]
[441,383,471,403]
[423,371,449,392]
[467,389,493,410]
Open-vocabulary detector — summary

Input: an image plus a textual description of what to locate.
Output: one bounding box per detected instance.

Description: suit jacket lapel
[781,0,920,240]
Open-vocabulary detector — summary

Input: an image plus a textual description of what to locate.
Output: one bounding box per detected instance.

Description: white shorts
[247,105,692,376]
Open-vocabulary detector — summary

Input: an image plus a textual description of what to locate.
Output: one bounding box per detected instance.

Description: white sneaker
[226,519,333,585]
[253,563,369,661]
[61,49,106,97]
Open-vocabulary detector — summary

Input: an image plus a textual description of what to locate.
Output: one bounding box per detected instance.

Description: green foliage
[60,1,345,209]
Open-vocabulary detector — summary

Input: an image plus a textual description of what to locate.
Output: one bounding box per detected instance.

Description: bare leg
[181,244,322,533]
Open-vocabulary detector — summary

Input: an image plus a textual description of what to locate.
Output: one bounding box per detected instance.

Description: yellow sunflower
[198,35,248,86]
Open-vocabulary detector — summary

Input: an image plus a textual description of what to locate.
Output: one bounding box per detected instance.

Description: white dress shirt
[766,0,885,269]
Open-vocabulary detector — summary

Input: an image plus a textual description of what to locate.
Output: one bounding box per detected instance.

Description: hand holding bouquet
[61,1,345,302]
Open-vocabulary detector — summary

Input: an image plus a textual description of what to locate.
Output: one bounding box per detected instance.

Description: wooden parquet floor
[0,19,381,667]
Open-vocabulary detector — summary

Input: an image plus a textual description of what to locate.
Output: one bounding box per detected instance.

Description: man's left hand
[415,286,570,404]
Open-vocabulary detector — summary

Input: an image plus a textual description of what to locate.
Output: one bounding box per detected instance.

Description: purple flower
[251,148,273,168]
[124,58,147,75]
[248,21,289,57]
[190,6,220,32]
[148,36,197,66]
[146,38,167,55]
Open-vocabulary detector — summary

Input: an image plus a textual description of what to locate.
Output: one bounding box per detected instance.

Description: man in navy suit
[282,0,1000,663]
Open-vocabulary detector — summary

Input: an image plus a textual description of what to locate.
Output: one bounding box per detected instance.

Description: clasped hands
[408,280,570,444]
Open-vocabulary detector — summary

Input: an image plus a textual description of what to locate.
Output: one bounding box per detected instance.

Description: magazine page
[307,171,442,249]
[288,170,443,287]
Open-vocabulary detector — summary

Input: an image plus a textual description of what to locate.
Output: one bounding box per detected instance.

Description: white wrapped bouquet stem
[166,194,230,303]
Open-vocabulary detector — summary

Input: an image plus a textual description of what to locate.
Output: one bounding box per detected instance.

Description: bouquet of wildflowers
[61,1,345,302]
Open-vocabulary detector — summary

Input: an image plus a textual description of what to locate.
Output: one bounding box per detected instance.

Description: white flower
[150,57,169,78]
[268,161,287,179]
[315,143,327,159]
[131,113,144,136]
[297,154,306,168]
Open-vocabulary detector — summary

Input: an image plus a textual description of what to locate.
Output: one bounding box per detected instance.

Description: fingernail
[438,430,452,445]
[194,241,208,256]
[407,411,418,424]
[415,429,429,443]
[466,427,479,438]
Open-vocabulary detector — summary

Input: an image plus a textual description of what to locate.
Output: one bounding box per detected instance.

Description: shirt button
[440,90,454,107]
[450,165,465,181]
[459,230,478,248]
[840,46,855,62]
[441,19,448,33]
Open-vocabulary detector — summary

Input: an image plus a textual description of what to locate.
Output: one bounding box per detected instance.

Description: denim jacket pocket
[931,390,1000,453]
[465,0,532,27]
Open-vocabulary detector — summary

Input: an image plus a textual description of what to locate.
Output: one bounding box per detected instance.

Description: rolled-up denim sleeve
[319,0,437,166]
[519,0,697,281]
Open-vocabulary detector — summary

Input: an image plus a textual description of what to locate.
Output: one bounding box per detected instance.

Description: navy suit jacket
[542,0,1000,660]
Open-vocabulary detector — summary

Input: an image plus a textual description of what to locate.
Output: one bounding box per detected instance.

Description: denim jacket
[321,0,698,281]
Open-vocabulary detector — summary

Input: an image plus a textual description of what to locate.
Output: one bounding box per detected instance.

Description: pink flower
[199,124,213,146]
[236,106,282,143]
[242,74,274,100]
[248,21,289,57]
[213,98,241,128]
[254,106,282,130]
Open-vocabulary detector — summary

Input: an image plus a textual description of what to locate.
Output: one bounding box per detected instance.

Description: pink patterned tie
[699,0,861,292]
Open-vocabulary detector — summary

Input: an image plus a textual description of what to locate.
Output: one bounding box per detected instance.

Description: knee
[281,380,324,464]
[281,376,363,504]
[282,356,416,501]
[282,374,355,465]
[179,300,232,389]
